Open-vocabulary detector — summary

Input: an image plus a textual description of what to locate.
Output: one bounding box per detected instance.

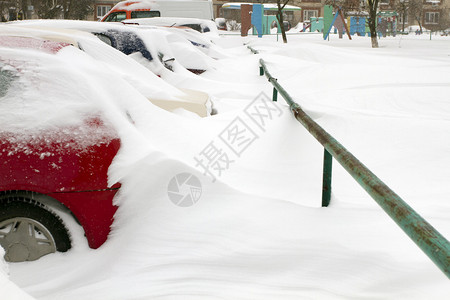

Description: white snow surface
[2,33,450,299]
[0,248,34,299]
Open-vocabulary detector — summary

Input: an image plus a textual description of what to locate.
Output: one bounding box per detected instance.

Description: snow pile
[0,249,34,300]
[6,20,217,80]
[3,32,450,299]
[0,47,112,133]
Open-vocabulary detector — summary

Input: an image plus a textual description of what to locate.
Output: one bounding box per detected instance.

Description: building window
[424,12,439,24]
[96,5,112,19]
[303,10,318,22]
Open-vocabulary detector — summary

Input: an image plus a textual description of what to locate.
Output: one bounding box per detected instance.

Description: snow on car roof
[0,43,139,136]
[0,36,70,53]
[122,17,219,35]
[110,0,158,11]
[2,22,187,99]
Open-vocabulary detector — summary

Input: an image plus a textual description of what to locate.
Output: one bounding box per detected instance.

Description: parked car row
[4,21,217,116]
[0,20,218,262]
[9,19,222,76]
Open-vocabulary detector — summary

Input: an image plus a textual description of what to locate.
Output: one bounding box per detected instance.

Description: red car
[0,36,121,262]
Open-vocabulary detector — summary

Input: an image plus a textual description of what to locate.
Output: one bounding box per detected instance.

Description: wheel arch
[0,192,74,261]
[0,188,119,250]
[0,190,81,225]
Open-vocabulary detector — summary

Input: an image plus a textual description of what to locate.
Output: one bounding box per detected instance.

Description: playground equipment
[323,5,351,40]
[237,3,301,37]
[310,17,324,32]
[322,5,398,39]
[377,11,398,37]
[301,22,311,32]
[348,15,368,36]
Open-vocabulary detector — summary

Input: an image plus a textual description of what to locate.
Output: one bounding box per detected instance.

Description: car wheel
[0,198,71,262]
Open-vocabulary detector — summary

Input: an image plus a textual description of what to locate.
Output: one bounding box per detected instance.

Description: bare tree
[408,0,423,32]
[0,0,20,20]
[324,0,360,15]
[61,0,93,20]
[0,1,11,21]
[327,0,379,47]
[366,0,380,48]
[31,0,62,19]
[394,0,409,32]
[276,0,289,43]
[28,0,92,19]
[437,8,450,33]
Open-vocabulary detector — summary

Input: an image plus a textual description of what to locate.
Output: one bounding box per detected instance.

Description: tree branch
[281,0,290,10]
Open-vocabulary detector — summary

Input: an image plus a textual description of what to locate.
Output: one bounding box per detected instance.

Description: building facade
[1,0,448,31]
[214,0,450,31]
[93,1,117,20]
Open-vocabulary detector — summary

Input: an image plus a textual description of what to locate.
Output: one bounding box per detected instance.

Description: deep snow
[2,32,450,299]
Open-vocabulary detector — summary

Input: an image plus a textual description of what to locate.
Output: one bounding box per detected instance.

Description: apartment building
[1,0,448,31]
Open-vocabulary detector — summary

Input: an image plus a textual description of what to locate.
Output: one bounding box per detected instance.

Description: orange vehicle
[101,1,160,22]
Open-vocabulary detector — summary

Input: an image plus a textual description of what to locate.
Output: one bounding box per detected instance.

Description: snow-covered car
[123,16,218,34]
[123,18,230,62]
[215,17,227,31]
[3,22,216,117]
[0,36,124,262]
[100,0,214,23]
[8,20,216,76]
[96,26,213,75]
[90,22,220,75]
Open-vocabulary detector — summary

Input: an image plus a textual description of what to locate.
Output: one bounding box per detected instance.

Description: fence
[253,49,450,278]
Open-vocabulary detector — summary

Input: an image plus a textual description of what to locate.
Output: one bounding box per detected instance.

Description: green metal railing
[256,55,450,278]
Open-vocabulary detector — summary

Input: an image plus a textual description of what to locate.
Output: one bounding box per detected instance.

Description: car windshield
[104,11,127,22]
[104,29,153,61]
[0,62,18,98]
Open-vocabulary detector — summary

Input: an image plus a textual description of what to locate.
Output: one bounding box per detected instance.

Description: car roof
[0,35,71,54]
[2,21,212,117]
[0,25,81,48]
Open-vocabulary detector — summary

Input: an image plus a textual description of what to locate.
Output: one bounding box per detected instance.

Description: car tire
[0,197,71,262]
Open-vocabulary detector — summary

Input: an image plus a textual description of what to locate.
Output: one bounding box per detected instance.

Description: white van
[101,0,214,22]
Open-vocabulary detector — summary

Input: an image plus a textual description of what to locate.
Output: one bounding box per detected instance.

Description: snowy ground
[3,32,450,299]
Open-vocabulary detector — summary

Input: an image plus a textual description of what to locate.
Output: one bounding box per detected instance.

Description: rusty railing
[256,55,450,279]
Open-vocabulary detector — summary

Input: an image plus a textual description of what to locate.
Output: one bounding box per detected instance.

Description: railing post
[322,149,332,207]
[260,66,264,76]
[272,87,278,102]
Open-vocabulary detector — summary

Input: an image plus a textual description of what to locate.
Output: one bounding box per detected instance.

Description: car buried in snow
[0,36,124,262]
[3,23,216,117]
[8,20,213,75]
[121,16,218,34]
